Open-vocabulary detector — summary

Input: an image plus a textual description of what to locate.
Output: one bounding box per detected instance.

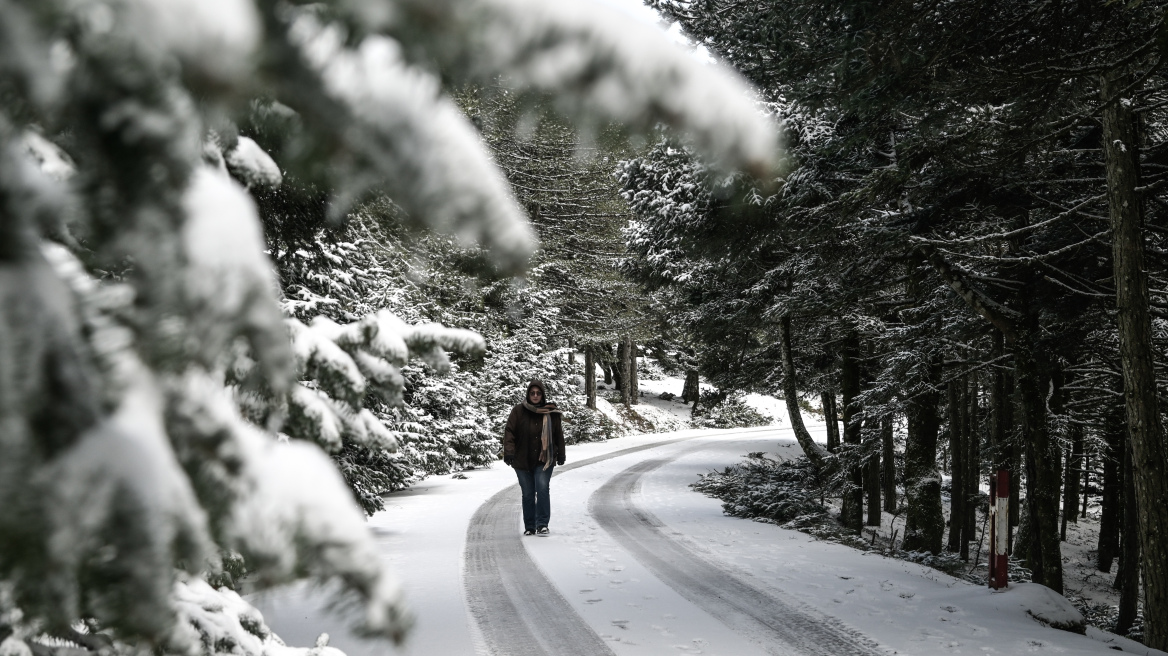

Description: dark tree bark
[584,347,597,410]
[602,358,613,385]
[902,355,944,554]
[1103,70,1168,649]
[1013,498,1031,563]
[882,416,897,513]
[612,342,624,392]
[823,391,841,453]
[682,369,700,406]
[619,337,633,407]
[947,376,965,554]
[1008,379,1020,534]
[628,338,639,405]
[1098,410,1122,573]
[965,374,979,560]
[866,417,882,527]
[901,258,943,554]
[568,337,576,365]
[840,331,864,533]
[1080,450,1090,520]
[1061,423,1083,541]
[778,317,831,471]
[1116,435,1141,636]
[1017,340,1063,593]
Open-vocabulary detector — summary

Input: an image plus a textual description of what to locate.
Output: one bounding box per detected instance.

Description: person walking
[502,379,565,535]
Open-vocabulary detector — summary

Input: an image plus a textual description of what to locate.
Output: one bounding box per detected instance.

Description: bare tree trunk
[1103,70,1168,649]
[584,347,597,410]
[1081,450,1090,520]
[947,377,965,554]
[778,317,831,471]
[628,339,639,405]
[882,416,897,512]
[901,258,943,554]
[568,337,575,365]
[902,354,943,554]
[964,374,978,561]
[1007,369,1020,530]
[1015,288,1063,592]
[1116,434,1141,636]
[1098,408,1122,572]
[682,370,700,406]
[823,391,841,453]
[1061,423,1083,541]
[619,337,632,407]
[840,331,864,534]
[864,417,878,525]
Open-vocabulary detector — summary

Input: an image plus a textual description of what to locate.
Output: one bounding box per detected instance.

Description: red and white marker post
[988,469,1010,589]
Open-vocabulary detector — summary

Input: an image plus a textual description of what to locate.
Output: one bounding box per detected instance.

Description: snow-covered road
[250,424,1163,656]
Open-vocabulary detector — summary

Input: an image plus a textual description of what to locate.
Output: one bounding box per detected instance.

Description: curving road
[464,432,885,656]
[589,455,886,656]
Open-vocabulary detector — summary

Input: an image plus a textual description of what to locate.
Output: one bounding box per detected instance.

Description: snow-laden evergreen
[0,1,777,654]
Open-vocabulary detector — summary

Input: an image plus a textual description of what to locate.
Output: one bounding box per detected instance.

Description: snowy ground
[613,365,794,433]
[248,401,1158,656]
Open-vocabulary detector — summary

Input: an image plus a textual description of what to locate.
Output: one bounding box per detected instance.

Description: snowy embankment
[250,397,1157,656]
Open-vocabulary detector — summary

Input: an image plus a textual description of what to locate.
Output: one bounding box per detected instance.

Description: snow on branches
[0,0,779,652]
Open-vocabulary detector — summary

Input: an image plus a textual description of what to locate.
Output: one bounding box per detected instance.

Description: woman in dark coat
[502,379,566,535]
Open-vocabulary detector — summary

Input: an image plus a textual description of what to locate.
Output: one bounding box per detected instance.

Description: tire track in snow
[464,433,732,655]
[464,484,611,656]
[589,456,887,656]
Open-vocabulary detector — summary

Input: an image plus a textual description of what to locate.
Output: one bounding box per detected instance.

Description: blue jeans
[515,465,554,530]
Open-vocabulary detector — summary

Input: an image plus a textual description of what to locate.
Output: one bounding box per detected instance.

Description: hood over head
[526,379,549,405]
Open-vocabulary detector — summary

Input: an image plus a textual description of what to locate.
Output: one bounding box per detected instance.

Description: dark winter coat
[502,382,566,471]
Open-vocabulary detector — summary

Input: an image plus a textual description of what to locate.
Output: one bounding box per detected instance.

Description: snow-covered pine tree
[0,0,776,654]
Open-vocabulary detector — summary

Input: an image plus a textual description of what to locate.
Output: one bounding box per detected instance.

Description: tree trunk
[840,331,864,534]
[1081,450,1090,520]
[964,374,978,561]
[1061,423,1083,540]
[901,258,943,554]
[778,317,831,471]
[1098,409,1122,573]
[568,337,575,365]
[629,339,639,405]
[603,359,613,385]
[1007,368,1020,532]
[823,391,841,453]
[584,347,597,410]
[882,416,897,512]
[682,369,699,405]
[630,338,640,401]
[619,337,632,407]
[1013,497,1031,563]
[947,376,965,554]
[1103,70,1168,650]
[1016,333,1063,593]
[1115,434,1141,636]
[902,355,943,554]
[866,417,882,527]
